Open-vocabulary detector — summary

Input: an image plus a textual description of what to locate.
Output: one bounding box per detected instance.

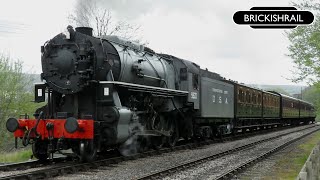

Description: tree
[286,0,320,84]
[0,54,43,149]
[68,0,141,40]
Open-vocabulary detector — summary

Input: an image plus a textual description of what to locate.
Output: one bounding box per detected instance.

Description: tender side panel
[200,77,234,118]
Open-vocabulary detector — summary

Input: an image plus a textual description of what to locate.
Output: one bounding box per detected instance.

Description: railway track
[0,157,70,172]
[215,127,319,180]
[138,125,320,180]
[0,124,316,180]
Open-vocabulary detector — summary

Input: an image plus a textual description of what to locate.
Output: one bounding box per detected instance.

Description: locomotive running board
[100,81,189,97]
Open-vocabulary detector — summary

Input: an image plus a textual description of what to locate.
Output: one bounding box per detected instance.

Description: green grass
[270,131,320,179]
[0,149,32,163]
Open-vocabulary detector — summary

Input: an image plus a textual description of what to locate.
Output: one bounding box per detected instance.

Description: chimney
[75,27,93,36]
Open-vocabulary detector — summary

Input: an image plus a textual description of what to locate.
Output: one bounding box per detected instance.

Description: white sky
[0,0,307,85]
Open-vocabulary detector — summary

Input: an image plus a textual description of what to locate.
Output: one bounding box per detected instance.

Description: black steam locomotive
[6,26,315,161]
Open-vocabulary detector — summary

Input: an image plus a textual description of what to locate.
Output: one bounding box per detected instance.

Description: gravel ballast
[52,125,317,180]
[164,128,317,179]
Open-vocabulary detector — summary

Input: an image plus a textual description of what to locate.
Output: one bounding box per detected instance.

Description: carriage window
[246,91,250,103]
[241,91,245,102]
[258,94,261,105]
[238,90,242,102]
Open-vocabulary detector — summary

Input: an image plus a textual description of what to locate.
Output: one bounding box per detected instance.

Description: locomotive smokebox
[75,27,93,36]
[51,49,76,75]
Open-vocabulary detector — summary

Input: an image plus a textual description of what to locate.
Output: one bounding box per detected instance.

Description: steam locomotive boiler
[6,26,315,162]
[6,26,202,161]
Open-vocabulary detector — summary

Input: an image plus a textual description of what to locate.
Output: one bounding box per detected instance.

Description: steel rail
[215,127,319,180]
[0,124,316,180]
[137,125,319,180]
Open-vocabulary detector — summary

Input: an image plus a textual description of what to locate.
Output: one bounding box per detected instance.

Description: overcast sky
[0,0,307,85]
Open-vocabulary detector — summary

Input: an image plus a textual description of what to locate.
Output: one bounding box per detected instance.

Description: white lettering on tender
[191,92,197,99]
[212,88,223,93]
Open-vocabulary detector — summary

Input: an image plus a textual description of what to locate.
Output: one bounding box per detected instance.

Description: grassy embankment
[267,130,320,179]
[0,149,32,163]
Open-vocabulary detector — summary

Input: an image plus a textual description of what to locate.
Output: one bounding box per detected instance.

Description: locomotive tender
[6,26,316,161]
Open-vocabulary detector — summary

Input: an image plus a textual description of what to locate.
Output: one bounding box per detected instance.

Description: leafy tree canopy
[287,0,320,84]
[0,54,43,150]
